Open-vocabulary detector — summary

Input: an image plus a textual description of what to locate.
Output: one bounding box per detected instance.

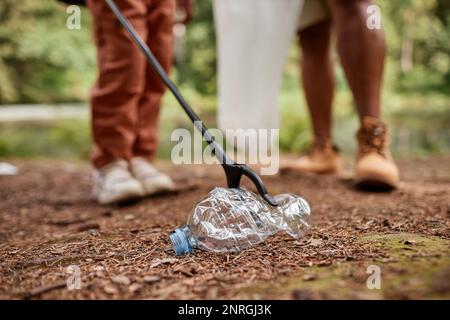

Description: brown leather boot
[354,116,400,190]
[281,139,342,174]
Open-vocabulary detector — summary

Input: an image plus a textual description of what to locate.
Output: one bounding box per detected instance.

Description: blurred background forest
[0,0,449,160]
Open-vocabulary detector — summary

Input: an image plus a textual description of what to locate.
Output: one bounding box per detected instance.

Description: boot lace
[357,123,387,157]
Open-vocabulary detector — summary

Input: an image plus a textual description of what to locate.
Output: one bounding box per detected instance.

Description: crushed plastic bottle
[169,187,311,255]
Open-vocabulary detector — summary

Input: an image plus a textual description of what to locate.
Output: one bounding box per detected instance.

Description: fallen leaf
[309,239,323,247]
[128,283,142,293]
[150,258,178,268]
[111,275,131,286]
[103,284,119,295]
[302,274,318,281]
[143,275,161,284]
[206,287,218,299]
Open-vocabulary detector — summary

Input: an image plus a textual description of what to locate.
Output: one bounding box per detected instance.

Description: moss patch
[245,233,450,299]
[359,233,449,258]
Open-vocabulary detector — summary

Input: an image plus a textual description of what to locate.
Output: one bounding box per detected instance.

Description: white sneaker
[93,160,144,205]
[130,157,175,196]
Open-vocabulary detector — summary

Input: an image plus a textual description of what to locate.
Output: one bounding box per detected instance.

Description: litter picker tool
[106,0,278,206]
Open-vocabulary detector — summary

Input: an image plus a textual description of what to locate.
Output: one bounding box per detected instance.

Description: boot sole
[354,178,397,192]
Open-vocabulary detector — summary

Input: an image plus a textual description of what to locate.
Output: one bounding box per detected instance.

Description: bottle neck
[169,226,197,255]
[183,226,198,249]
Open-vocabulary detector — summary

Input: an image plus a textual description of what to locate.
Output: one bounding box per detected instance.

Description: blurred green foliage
[1,0,449,104]
[175,0,217,96]
[0,0,95,104]
[379,0,450,93]
[0,120,90,159]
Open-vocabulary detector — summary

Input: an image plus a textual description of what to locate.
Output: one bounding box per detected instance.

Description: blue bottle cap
[169,227,193,255]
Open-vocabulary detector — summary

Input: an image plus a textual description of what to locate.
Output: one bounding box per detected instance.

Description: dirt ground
[0,156,449,299]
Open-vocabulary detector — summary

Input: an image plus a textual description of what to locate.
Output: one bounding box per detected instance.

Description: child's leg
[87,0,148,169]
[133,0,176,160]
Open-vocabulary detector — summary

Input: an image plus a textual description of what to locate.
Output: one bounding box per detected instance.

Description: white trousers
[213,0,328,151]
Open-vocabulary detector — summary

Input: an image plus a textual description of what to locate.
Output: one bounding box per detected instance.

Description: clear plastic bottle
[169,187,311,255]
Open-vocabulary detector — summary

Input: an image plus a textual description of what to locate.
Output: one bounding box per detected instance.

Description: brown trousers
[87,0,175,168]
